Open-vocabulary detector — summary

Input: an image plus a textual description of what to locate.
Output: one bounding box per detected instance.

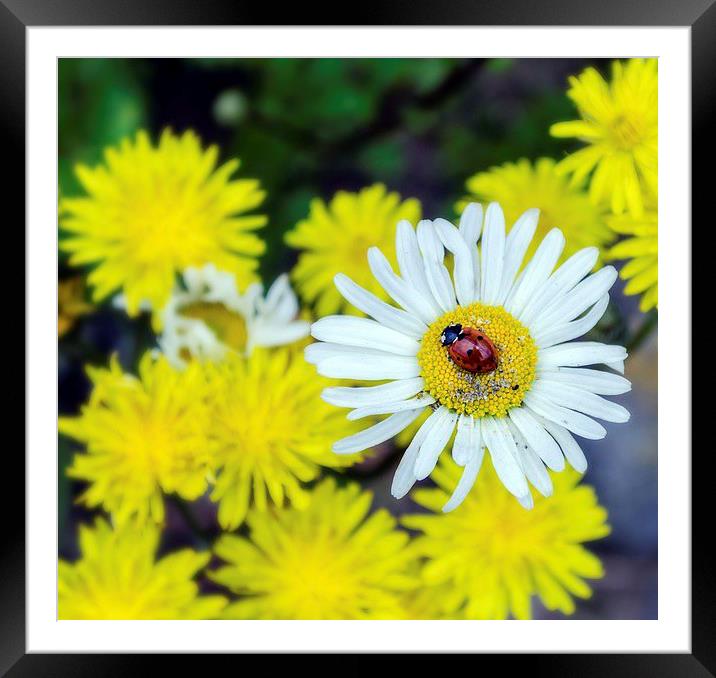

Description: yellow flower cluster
[551,59,657,218]
[59,518,226,619]
[606,203,658,312]
[417,303,537,418]
[60,348,363,530]
[60,129,267,329]
[60,353,212,525]
[551,58,658,310]
[212,479,417,619]
[204,349,364,530]
[404,457,610,619]
[58,116,627,620]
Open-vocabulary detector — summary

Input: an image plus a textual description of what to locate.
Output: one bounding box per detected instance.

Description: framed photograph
[8,0,705,670]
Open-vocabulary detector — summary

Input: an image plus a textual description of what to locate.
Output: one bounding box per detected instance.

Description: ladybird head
[440,323,462,347]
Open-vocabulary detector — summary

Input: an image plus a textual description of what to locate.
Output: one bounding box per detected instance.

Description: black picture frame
[7,0,705,672]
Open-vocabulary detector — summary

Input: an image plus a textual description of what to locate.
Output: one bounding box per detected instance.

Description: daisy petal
[458,202,483,243]
[395,220,442,315]
[309,346,420,381]
[434,218,476,306]
[497,208,539,304]
[533,381,630,423]
[519,246,599,328]
[607,360,626,375]
[480,203,506,304]
[538,417,588,473]
[250,321,311,348]
[391,410,441,499]
[534,266,618,331]
[333,409,423,454]
[508,436,554,497]
[334,273,427,339]
[306,341,409,365]
[553,246,600,290]
[304,341,359,364]
[534,294,610,347]
[264,274,299,319]
[414,407,458,480]
[538,341,627,370]
[347,396,435,420]
[367,247,438,325]
[508,407,565,471]
[518,492,535,510]
[481,417,529,498]
[416,220,457,312]
[537,367,631,395]
[442,447,485,512]
[507,421,553,497]
[505,228,565,318]
[315,356,420,381]
[321,377,425,408]
[311,315,420,355]
[520,448,553,497]
[458,203,483,300]
[452,415,481,467]
[523,392,607,440]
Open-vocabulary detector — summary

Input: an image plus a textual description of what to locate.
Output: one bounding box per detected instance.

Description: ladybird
[440,323,499,374]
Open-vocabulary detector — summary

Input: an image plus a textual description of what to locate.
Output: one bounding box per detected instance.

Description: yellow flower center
[610,114,644,150]
[274,540,361,617]
[417,303,537,418]
[180,301,248,352]
[461,480,550,561]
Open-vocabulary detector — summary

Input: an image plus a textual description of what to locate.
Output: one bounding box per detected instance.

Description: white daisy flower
[159,264,310,367]
[305,202,631,512]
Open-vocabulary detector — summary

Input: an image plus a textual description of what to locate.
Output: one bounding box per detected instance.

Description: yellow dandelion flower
[211,478,417,619]
[403,457,610,619]
[58,275,93,337]
[606,204,658,311]
[457,158,613,260]
[205,348,364,530]
[59,353,211,525]
[59,518,226,619]
[285,184,421,316]
[551,58,657,217]
[59,129,267,328]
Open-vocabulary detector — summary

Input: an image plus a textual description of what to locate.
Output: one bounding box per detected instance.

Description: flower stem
[626,309,658,353]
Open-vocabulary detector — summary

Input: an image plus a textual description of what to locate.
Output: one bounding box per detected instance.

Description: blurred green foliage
[59,59,148,195]
[59,57,583,281]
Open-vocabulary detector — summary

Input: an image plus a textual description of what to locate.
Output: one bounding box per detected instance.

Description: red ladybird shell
[447,327,499,374]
